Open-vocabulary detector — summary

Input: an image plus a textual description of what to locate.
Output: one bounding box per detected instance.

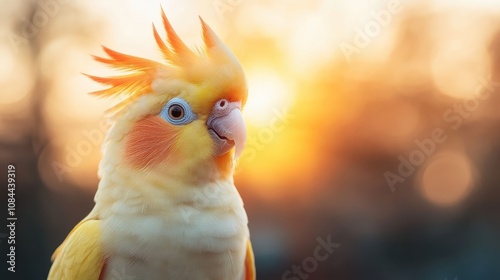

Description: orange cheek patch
[124,116,179,169]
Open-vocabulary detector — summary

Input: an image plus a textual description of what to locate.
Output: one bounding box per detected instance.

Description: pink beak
[207,99,246,158]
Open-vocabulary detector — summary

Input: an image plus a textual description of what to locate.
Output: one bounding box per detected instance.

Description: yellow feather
[87,11,247,117]
[245,239,256,280]
[48,220,104,280]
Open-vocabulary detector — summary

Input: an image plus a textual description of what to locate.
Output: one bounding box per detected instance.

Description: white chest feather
[97,179,249,280]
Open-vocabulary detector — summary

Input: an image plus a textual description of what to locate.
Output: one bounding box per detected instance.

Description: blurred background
[1,0,500,279]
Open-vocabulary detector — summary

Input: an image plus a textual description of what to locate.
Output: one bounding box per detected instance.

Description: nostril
[219,100,226,108]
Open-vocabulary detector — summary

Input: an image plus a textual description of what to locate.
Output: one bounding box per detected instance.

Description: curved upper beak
[207,100,246,158]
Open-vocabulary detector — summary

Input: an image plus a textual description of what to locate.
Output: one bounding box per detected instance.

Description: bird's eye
[168,104,184,120]
[160,97,196,125]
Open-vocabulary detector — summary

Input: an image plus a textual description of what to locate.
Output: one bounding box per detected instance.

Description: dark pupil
[170,106,183,119]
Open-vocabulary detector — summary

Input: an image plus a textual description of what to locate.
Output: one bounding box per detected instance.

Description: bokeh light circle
[419,151,475,207]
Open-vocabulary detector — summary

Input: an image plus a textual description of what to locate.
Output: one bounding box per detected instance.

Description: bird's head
[88,10,247,181]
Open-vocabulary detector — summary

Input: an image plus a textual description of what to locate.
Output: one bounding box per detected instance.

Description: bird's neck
[93,146,237,218]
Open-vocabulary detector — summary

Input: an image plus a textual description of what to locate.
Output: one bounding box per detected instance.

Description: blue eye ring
[160,97,196,125]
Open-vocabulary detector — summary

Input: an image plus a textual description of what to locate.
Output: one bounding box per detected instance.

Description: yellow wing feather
[245,239,256,280]
[48,219,104,280]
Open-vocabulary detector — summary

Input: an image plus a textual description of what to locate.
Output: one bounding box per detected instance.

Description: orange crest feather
[87,8,242,115]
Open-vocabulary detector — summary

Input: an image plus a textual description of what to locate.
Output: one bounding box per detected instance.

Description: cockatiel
[48,9,255,280]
